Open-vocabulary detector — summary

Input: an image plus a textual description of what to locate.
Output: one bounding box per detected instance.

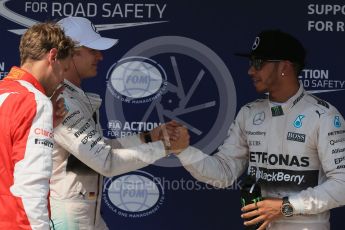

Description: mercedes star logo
[253,111,265,125]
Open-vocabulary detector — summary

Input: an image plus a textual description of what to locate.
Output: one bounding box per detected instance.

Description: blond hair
[19,21,75,65]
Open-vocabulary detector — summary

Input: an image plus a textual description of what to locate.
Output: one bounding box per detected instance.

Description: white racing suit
[177,85,345,230]
[50,80,166,230]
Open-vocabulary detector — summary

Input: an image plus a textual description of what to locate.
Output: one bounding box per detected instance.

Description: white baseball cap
[58,16,118,50]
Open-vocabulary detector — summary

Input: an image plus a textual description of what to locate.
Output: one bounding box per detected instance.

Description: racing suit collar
[269,84,305,116]
[63,79,102,110]
[63,79,85,95]
[4,66,46,94]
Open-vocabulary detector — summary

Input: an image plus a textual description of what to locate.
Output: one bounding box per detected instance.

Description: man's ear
[48,48,58,63]
[278,60,290,75]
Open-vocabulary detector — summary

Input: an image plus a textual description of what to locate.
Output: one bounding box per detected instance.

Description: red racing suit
[178,85,345,230]
[0,67,54,230]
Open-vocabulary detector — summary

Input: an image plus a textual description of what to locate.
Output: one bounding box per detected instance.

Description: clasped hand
[150,120,190,154]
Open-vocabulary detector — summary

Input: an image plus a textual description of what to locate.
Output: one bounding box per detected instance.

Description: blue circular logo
[107,57,167,100]
[103,171,164,217]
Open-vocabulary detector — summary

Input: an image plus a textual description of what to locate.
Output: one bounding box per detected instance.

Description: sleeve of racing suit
[10,96,53,230]
[105,133,143,149]
[176,106,249,188]
[289,108,345,215]
[54,100,166,178]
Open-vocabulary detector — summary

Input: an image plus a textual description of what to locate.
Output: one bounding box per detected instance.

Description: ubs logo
[249,140,261,146]
[253,111,265,125]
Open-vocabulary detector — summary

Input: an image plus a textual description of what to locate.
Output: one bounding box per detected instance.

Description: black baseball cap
[235,30,306,67]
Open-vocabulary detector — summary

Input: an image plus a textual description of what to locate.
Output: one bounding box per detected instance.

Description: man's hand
[241,198,283,230]
[167,126,190,154]
[154,120,190,154]
[150,120,182,142]
[140,120,190,154]
[51,86,67,128]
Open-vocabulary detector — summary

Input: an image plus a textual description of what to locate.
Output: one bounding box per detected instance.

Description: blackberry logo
[249,166,257,177]
[256,169,305,185]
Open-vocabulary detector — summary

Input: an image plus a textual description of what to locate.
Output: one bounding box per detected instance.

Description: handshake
[141,120,190,155]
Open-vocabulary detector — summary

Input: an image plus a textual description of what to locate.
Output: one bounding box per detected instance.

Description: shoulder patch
[310,94,329,109]
[63,82,77,92]
[245,99,266,109]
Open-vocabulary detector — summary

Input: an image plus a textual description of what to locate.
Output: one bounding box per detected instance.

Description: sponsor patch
[287,132,306,143]
[271,106,284,116]
[249,166,318,190]
[34,138,53,148]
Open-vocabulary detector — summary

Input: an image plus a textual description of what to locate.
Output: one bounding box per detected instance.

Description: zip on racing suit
[177,85,345,230]
[50,80,166,230]
[0,66,54,230]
